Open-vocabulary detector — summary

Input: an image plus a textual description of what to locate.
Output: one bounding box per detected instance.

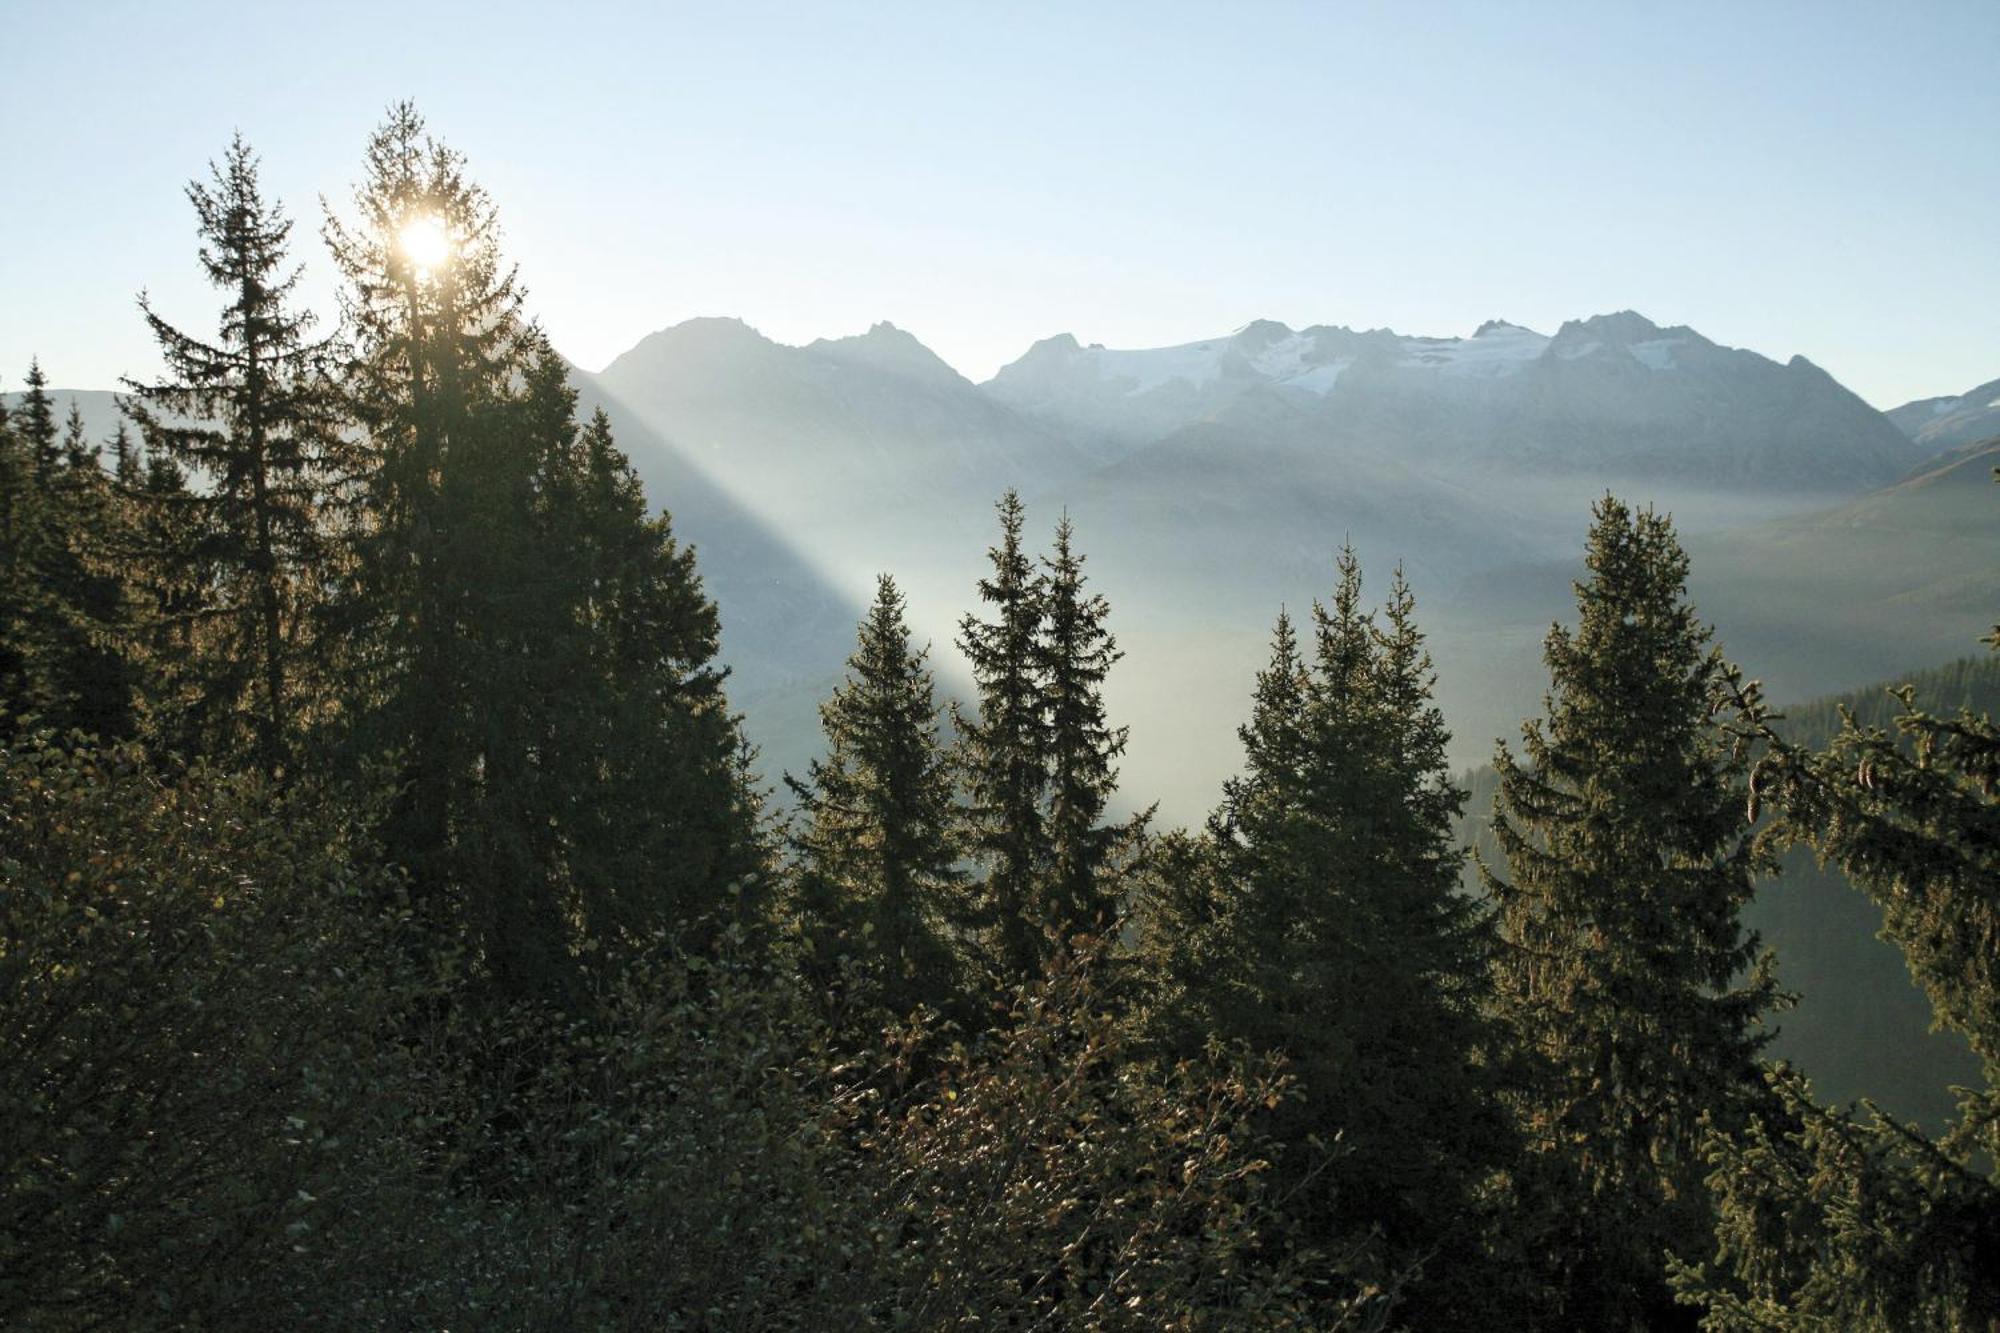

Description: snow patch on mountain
[1886,374,2000,457]
[1396,321,1550,377]
[1283,359,1353,394]
[995,318,1559,403]
[1093,338,1230,395]
[1246,331,1314,380]
[1628,338,1685,371]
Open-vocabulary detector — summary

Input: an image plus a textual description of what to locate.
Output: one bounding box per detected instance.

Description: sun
[397,214,452,276]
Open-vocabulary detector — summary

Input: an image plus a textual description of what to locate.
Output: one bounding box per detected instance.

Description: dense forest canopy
[3,106,1997,1331]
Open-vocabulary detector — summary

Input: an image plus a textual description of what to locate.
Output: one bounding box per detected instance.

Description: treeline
[2,106,1997,1330]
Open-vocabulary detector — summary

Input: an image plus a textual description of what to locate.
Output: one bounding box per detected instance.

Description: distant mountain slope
[1459,654,1999,1130]
[1,388,127,449]
[1886,374,2000,457]
[1437,439,2000,777]
[985,310,1920,489]
[593,317,1092,546]
[565,365,863,786]
[1683,436,2000,704]
[577,313,1972,818]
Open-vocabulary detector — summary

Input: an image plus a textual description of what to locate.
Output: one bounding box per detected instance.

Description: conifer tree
[0,390,24,723]
[127,444,213,758]
[323,102,548,990]
[788,574,966,1016]
[0,365,136,741]
[543,391,762,955]
[108,423,140,491]
[15,361,58,478]
[45,403,133,742]
[0,365,58,727]
[324,107,757,999]
[124,133,341,776]
[58,401,92,472]
[1146,551,1509,1319]
[1669,589,2000,1326]
[1036,513,1146,949]
[957,489,1050,978]
[1483,496,1779,1330]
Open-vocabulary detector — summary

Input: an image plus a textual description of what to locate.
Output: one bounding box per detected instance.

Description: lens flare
[398,215,451,275]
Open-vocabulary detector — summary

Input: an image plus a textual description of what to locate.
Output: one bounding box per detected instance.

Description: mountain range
[988,311,1916,490]
[556,310,1984,814]
[11,313,1994,817]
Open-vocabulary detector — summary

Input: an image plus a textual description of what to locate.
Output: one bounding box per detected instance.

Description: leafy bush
[0,736,425,1328]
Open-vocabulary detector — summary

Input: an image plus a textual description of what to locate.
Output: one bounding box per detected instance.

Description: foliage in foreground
[1669,654,2000,1330]
[0,731,1372,1330]
[0,736,422,1327]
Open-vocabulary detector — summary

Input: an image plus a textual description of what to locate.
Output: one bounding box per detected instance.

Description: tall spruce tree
[0,389,23,724]
[124,133,341,776]
[0,365,59,728]
[957,489,1050,979]
[546,394,763,956]
[15,362,58,478]
[1036,513,1145,949]
[325,107,756,999]
[1483,496,1780,1330]
[1144,551,1510,1321]
[324,103,562,996]
[107,423,140,491]
[126,443,215,759]
[57,402,92,472]
[46,404,133,743]
[788,574,966,1016]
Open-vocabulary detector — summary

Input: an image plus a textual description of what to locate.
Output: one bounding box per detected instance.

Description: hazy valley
[27,313,1994,826]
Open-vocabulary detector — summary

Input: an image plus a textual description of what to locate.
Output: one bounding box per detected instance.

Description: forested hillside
[4,108,1996,1330]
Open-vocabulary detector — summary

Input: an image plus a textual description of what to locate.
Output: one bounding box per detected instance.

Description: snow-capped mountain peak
[1394,320,1550,377]
[1886,373,2000,457]
[981,310,1917,485]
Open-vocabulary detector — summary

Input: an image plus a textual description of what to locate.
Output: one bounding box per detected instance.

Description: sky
[4,0,1996,409]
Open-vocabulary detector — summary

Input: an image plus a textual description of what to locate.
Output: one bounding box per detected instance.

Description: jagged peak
[852,319,919,344]
[1233,319,1295,346]
[810,321,962,384]
[1552,310,1666,343]
[1006,332,1085,365]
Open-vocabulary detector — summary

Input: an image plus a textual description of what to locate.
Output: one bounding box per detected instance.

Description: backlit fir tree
[1148,551,1510,1321]
[124,133,341,776]
[1036,512,1145,951]
[957,489,1051,980]
[789,574,967,1017]
[1483,496,1781,1330]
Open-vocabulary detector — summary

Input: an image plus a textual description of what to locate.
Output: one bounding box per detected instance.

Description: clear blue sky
[5,0,1995,407]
